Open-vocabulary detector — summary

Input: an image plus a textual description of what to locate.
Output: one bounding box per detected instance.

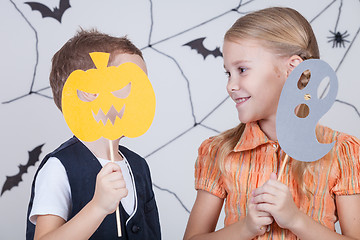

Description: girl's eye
[224,71,231,78]
[239,67,247,73]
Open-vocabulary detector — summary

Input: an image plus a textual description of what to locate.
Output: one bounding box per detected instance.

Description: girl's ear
[286,55,303,77]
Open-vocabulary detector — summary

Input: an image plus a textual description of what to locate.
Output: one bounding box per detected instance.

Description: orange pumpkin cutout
[62,52,156,142]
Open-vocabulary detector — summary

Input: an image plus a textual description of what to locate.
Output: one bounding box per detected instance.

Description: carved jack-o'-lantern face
[62,52,156,142]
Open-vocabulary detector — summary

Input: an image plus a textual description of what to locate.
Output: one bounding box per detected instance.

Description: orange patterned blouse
[195,121,360,239]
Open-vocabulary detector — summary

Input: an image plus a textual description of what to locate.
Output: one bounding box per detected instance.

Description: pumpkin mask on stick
[62,52,156,237]
[62,52,156,141]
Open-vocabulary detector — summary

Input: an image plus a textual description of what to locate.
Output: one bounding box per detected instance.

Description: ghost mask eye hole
[77,90,98,102]
[112,82,131,99]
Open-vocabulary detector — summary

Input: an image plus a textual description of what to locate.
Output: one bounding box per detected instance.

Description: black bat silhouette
[1,144,44,196]
[183,37,222,59]
[24,0,71,23]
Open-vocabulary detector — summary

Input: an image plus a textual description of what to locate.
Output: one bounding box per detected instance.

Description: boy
[26,29,161,240]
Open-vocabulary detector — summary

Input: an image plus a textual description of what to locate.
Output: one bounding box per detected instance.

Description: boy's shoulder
[48,136,80,156]
[44,138,151,174]
[119,145,150,172]
[118,144,139,157]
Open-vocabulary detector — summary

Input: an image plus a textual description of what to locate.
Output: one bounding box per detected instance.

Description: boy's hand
[92,162,128,215]
[252,173,301,229]
[244,194,274,237]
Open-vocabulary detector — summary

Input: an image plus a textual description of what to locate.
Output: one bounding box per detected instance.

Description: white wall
[0,0,359,239]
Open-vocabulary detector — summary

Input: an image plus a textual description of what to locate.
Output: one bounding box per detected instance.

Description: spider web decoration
[327,0,350,48]
[0,0,359,239]
[328,30,350,48]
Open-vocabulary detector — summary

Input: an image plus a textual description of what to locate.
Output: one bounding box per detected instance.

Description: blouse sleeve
[194,138,226,199]
[331,134,360,195]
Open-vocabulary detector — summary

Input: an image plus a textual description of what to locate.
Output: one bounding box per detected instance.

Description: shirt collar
[234,121,275,152]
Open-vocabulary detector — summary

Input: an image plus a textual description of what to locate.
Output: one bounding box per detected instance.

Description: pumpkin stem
[89,52,110,69]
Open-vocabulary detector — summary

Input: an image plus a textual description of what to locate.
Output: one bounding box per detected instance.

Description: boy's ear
[286,55,303,77]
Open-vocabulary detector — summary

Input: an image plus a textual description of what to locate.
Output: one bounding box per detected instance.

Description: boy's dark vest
[26,137,161,240]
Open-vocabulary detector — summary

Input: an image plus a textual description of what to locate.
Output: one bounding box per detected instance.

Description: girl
[183,7,360,240]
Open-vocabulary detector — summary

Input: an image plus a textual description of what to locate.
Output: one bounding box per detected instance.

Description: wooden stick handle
[277,153,290,180]
[109,141,115,163]
[109,141,122,237]
[115,206,122,237]
[264,153,291,232]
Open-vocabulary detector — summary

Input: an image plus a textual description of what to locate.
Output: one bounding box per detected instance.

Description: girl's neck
[258,118,277,141]
[82,137,124,161]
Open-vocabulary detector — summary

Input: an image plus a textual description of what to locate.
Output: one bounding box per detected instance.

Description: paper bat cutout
[1,144,44,196]
[24,0,71,23]
[183,37,222,59]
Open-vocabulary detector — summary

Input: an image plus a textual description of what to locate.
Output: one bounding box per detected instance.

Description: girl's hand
[245,195,274,237]
[252,173,300,229]
[92,162,128,215]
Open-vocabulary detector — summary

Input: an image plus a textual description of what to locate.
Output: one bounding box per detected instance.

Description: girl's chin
[237,115,251,124]
[237,113,259,124]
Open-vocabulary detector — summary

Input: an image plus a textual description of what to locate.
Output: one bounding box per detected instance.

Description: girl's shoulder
[198,137,217,156]
[317,124,360,147]
[318,125,360,195]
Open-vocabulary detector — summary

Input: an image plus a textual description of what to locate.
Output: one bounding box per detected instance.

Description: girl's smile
[223,39,291,139]
[234,96,251,106]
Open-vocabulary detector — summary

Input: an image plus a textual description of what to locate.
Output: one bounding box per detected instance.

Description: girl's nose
[227,77,240,92]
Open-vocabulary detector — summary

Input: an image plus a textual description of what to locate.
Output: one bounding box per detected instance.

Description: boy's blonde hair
[50,29,143,111]
[212,7,320,197]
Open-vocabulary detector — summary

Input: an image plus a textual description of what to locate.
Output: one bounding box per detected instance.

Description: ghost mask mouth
[92,105,126,125]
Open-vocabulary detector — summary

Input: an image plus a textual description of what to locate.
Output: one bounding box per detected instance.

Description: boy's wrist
[87,199,110,219]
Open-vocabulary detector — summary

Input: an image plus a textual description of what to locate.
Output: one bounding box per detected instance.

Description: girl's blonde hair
[212,7,320,198]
